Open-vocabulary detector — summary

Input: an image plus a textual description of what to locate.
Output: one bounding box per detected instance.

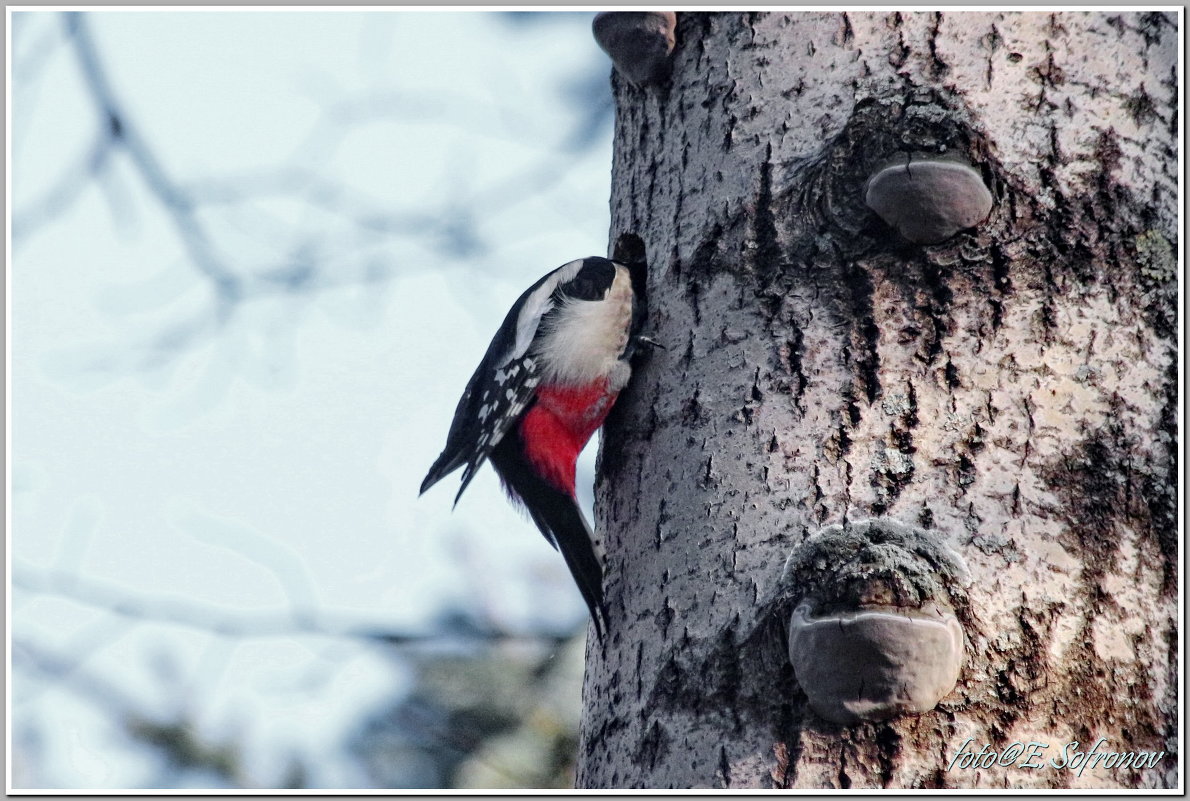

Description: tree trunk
[581,11,1177,790]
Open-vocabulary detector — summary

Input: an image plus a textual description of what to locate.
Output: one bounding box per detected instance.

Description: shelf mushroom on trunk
[779,518,971,725]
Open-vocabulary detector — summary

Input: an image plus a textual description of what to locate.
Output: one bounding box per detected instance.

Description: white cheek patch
[535,265,634,386]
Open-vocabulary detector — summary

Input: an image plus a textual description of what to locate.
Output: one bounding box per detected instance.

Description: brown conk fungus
[592,11,677,87]
[864,156,994,245]
[781,518,970,725]
[788,601,965,725]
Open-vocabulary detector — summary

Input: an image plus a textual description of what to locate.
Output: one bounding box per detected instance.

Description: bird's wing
[419,350,542,505]
[418,259,589,502]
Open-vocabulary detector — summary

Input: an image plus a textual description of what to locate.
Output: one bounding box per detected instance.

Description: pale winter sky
[10,9,614,788]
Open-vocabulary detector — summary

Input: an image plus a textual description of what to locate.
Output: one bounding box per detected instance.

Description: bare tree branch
[13,637,145,715]
[13,637,266,788]
[12,12,65,77]
[10,13,69,159]
[185,167,480,254]
[63,11,243,303]
[11,129,116,243]
[12,564,575,646]
[14,12,610,380]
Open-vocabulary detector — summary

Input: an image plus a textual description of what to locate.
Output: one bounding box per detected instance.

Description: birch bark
[581,11,1179,790]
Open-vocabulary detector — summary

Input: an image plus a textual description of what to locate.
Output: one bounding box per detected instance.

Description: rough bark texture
[581,11,1178,790]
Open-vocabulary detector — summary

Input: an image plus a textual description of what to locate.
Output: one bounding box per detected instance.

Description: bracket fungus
[864,157,993,245]
[781,518,970,725]
[592,11,677,87]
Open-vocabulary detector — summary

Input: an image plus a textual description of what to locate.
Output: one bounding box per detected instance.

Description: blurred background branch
[13,563,576,646]
[62,12,243,301]
[11,9,612,789]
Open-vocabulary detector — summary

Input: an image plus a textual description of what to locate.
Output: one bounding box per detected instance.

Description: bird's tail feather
[419,451,462,496]
[490,438,607,641]
[528,500,607,641]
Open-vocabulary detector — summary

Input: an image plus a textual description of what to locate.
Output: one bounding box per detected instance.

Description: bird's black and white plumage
[420,256,646,640]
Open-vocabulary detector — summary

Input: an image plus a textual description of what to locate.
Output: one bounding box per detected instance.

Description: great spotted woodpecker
[420,256,646,640]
